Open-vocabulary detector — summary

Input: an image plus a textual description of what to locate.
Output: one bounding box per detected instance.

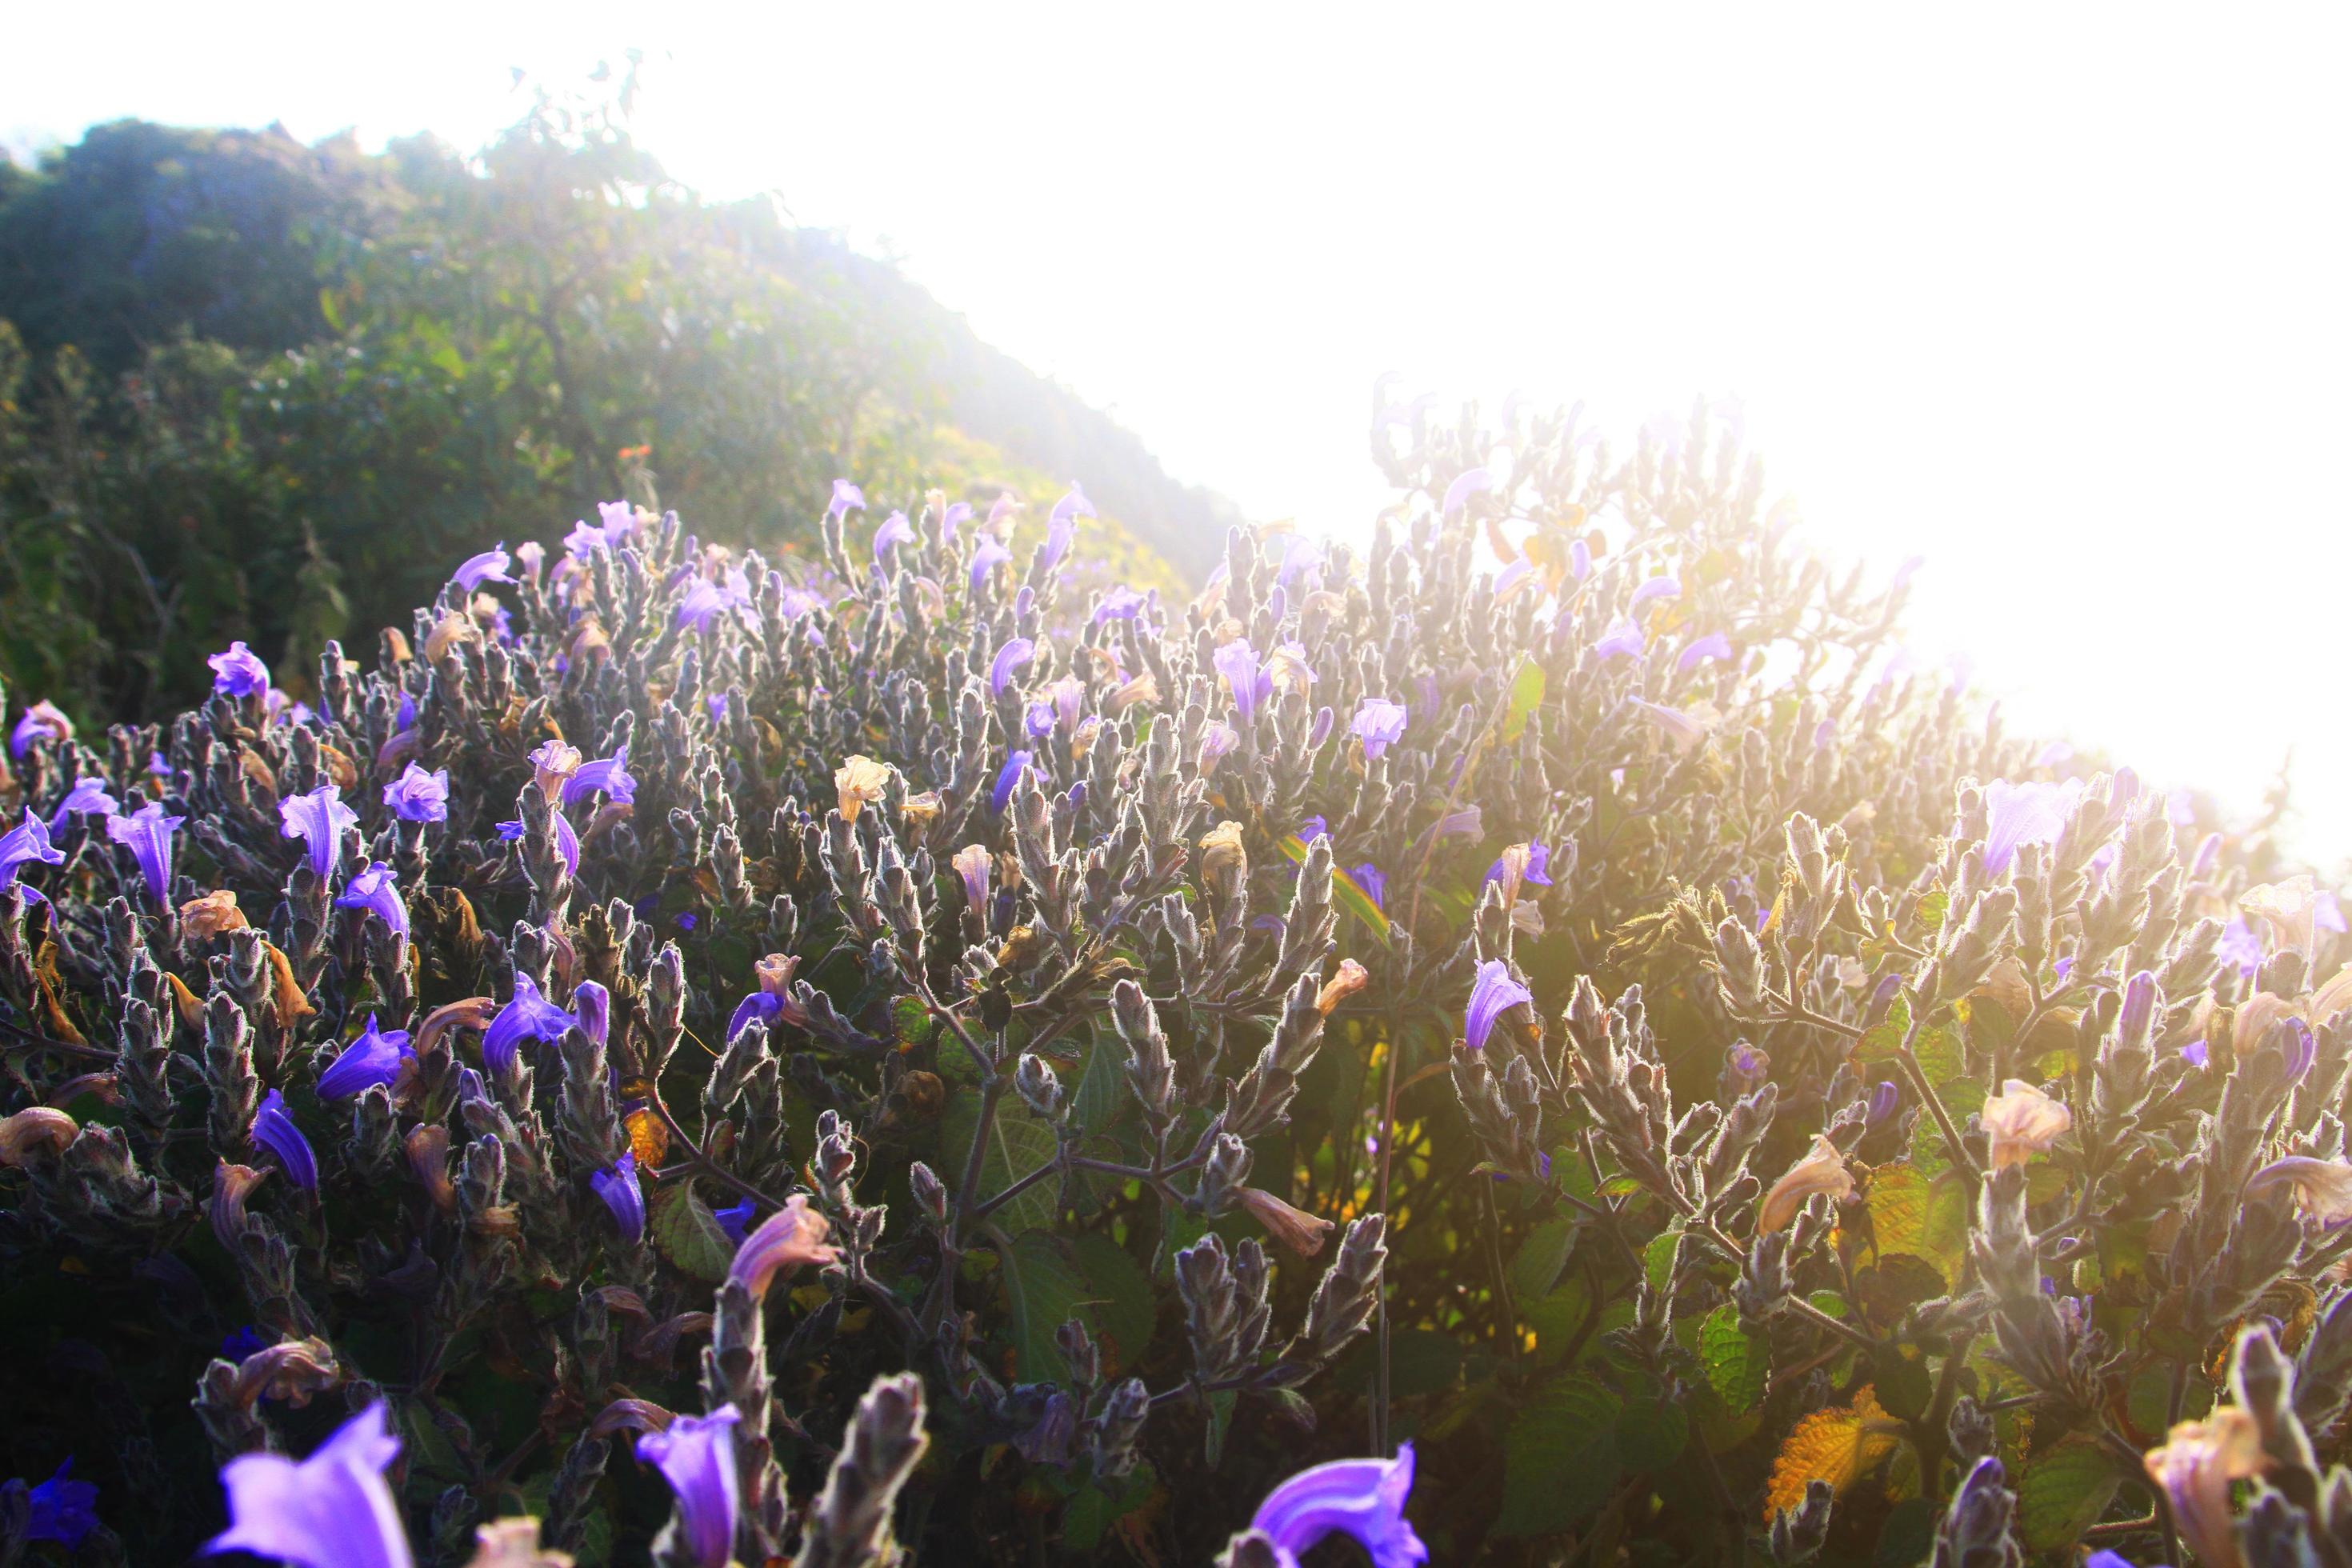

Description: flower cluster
[0,394,2341,1566]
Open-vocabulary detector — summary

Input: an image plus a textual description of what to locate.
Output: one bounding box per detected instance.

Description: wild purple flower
[1043,484,1092,570]
[495,819,524,841]
[22,1459,99,1548]
[1199,722,1240,774]
[2118,970,2158,1044]
[969,536,1013,589]
[1465,960,1534,1052]
[566,519,609,556]
[1593,617,1646,659]
[382,762,450,823]
[828,478,866,520]
[484,973,574,1076]
[208,1402,412,1568]
[1442,468,1494,517]
[990,751,1034,815]
[1207,640,1265,722]
[1868,1082,1901,1125]
[676,911,697,931]
[1278,534,1324,587]
[572,980,610,1047]
[46,775,116,833]
[1094,586,1146,623]
[1352,698,1407,758]
[1628,575,1682,611]
[1978,778,2085,876]
[1570,538,1592,580]
[872,510,914,562]
[1301,816,1329,843]
[637,1407,742,1568]
[1021,700,1055,740]
[1352,863,1386,910]
[1434,806,1483,840]
[1310,706,1334,748]
[1483,842,1554,890]
[990,638,1035,696]
[1244,1442,1426,1568]
[2322,890,2349,935]
[952,845,993,914]
[336,862,409,938]
[2220,917,2262,978]
[106,802,184,905]
[1678,632,1734,672]
[209,641,271,699]
[280,785,358,882]
[596,499,638,538]
[453,544,514,591]
[727,989,783,1043]
[2285,1020,2318,1083]
[0,812,63,906]
[251,1089,317,1192]
[2033,740,2074,768]
[318,1014,414,1100]
[2182,1038,2210,1068]
[677,577,732,634]
[562,743,635,810]
[591,1150,646,1243]
[941,499,973,543]
[149,749,172,777]
[714,1196,758,1244]
[1048,674,1087,731]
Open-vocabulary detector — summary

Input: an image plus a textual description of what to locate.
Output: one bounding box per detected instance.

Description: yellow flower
[1980,1079,2072,1168]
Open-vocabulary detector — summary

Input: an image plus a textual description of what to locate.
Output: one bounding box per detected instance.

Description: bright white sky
[11,3,2351,861]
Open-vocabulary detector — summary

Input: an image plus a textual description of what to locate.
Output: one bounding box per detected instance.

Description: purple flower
[2220,917,2262,979]
[23,1458,99,1548]
[251,1089,318,1192]
[1044,483,1093,570]
[1483,842,1554,888]
[2182,1038,2210,1068]
[828,478,866,520]
[990,751,1034,815]
[1216,641,1271,722]
[598,499,638,538]
[969,536,1013,589]
[1570,538,1593,580]
[990,638,1035,696]
[382,763,450,823]
[1352,698,1408,759]
[10,700,72,759]
[1867,1081,1900,1125]
[1593,617,1646,659]
[453,544,514,592]
[1352,863,1386,910]
[566,519,609,556]
[726,990,783,1043]
[2322,890,2349,935]
[2033,740,2075,769]
[1442,468,1494,517]
[872,510,914,562]
[637,1407,742,1568]
[1244,1442,1426,1568]
[2285,1019,2318,1083]
[0,809,66,891]
[2118,970,2158,1044]
[573,980,610,1048]
[46,774,118,834]
[714,1197,758,1244]
[106,802,184,905]
[1979,778,2085,876]
[280,785,358,882]
[1094,586,1146,623]
[1628,575,1682,611]
[1466,960,1534,1053]
[1199,722,1240,774]
[318,1014,414,1100]
[495,819,525,841]
[1301,816,1329,843]
[336,862,409,938]
[208,1402,412,1568]
[677,577,734,634]
[563,743,636,809]
[1024,701,1058,739]
[940,500,973,543]
[591,1150,646,1243]
[484,972,575,1076]
[1678,632,1734,672]
[209,641,271,699]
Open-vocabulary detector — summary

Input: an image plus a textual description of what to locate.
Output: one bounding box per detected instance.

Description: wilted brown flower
[836,754,890,822]
[729,1193,839,1300]
[180,889,250,940]
[1759,1134,1853,1231]
[1316,958,1370,1015]
[2144,1407,2262,1568]
[1980,1079,2071,1168]
[0,1106,77,1167]
[1238,1186,1336,1256]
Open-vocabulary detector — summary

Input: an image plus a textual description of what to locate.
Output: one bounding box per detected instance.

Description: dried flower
[2143,1408,2262,1568]
[1979,1080,2071,1168]
[836,755,890,822]
[2246,1156,2352,1224]
[1759,1134,1854,1231]
[0,1106,77,1167]
[1200,821,1249,882]
[1317,958,1370,1014]
[1238,1186,1336,1256]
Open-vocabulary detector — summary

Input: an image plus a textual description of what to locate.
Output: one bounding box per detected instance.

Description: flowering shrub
[0,395,2343,1567]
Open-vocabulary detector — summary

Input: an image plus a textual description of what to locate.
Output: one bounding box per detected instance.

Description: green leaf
[1872,1498,1940,1568]
[1699,1304,1769,1414]
[1274,834,1390,946]
[647,1183,734,1284]
[939,1099,1061,1234]
[1644,1224,1683,1294]
[1072,1026,1126,1135]
[1508,1218,1579,1303]
[1856,995,1911,1065]
[1072,1231,1157,1374]
[1498,1379,1623,1537]
[1501,653,1547,742]
[1616,1392,1690,1473]
[2016,1435,2122,1551]
[1205,1386,1237,1466]
[1002,1230,1090,1382]
[1873,1348,1934,1422]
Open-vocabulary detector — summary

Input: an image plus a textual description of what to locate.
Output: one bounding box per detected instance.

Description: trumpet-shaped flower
[1979,778,2086,876]
[562,744,635,810]
[318,1014,414,1100]
[1465,960,1534,1053]
[834,754,889,822]
[1043,483,1092,570]
[1628,574,1682,610]
[251,1089,318,1192]
[1594,618,1647,660]
[22,1459,98,1549]
[990,751,1033,815]
[1240,1442,1426,1568]
[952,845,992,914]
[1216,641,1272,722]
[453,545,514,592]
[1352,862,1387,910]
[1351,698,1408,759]
[207,1402,412,1568]
[827,478,866,520]
[590,1151,646,1243]
[0,809,66,891]
[47,774,118,833]
[336,862,409,938]
[871,510,914,562]
[382,763,450,823]
[1759,1134,1854,1230]
[990,637,1035,696]
[107,802,185,905]
[637,1408,741,1568]
[10,699,74,757]
[728,1192,838,1300]
[1442,467,1494,517]
[1678,631,1734,671]
[1094,586,1146,623]
[2142,1408,2262,1568]
[280,785,358,881]
[208,642,271,699]
[483,973,574,1077]
[2246,1155,2352,1225]
[2242,874,2328,957]
[1980,1080,2072,1169]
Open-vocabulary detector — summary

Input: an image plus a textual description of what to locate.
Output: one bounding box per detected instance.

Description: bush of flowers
[0,397,2343,1568]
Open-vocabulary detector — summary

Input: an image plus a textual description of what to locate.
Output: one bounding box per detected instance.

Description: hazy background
[13,2,2348,858]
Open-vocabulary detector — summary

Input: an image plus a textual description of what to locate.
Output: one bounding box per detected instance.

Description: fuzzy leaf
[1002,1230,1090,1382]
[1498,1380,1623,1537]
[1502,654,1546,742]
[1700,1304,1769,1414]
[1508,1218,1579,1303]
[2017,1435,2122,1552]
[1762,1384,1900,1520]
[647,1183,734,1285]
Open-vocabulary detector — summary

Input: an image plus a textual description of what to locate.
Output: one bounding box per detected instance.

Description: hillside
[0,103,1225,718]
